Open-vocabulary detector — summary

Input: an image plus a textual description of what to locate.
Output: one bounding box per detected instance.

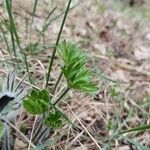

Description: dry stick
[36,59,46,88]
[70,128,87,150]
[115,61,150,77]
[68,118,97,149]
[0,116,36,149]
[67,105,102,150]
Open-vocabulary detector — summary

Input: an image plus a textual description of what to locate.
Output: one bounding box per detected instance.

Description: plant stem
[53,87,70,106]
[45,0,72,88]
[31,0,39,24]
[52,70,63,94]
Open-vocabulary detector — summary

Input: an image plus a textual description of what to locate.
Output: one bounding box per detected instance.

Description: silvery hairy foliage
[0,71,27,150]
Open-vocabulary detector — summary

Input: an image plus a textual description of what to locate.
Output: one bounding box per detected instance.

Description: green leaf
[58,41,98,94]
[58,41,86,65]
[121,124,150,134]
[44,110,62,128]
[23,89,50,115]
[49,102,76,128]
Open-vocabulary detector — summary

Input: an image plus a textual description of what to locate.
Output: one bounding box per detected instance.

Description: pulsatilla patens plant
[23,41,98,145]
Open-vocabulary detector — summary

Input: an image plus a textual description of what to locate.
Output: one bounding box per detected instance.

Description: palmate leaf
[23,89,50,115]
[44,109,62,129]
[58,41,86,65]
[23,88,74,129]
[58,41,98,94]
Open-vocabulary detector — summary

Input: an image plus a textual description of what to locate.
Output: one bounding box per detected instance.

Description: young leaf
[49,102,76,128]
[58,41,98,94]
[44,109,62,129]
[23,89,50,115]
[58,41,86,65]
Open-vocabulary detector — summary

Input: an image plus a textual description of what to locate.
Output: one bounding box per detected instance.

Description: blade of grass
[40,1,81,40]
[29,0,39,56]
[121,136,149,150]
[0,19,13,60]
[5,0,33,84]
[121,124,150,134]
[5,0,17,59]
[37,7,57,46]
[43,7,57,32]
[103,110,133,149]
[45,0,73,88]
[31,0,39,24]
[32,2,80,51]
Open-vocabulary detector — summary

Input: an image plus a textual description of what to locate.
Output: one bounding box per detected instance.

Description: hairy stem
[52,70,63,94]
[53,87,70,106]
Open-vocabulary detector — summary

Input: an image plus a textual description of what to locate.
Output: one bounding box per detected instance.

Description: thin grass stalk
[10,29,17,58]
[10,19,33,84]
[0,23,13,60]
[33,3,78,50]
[5,0,33,84]
[44,1,81,32]
[31,0,39,24]
[36,7,57,47]
[37,4,78,45]
[23,54,33,84]
[29,0,39,55]
[45,0,73,88]
[5,0,17,59]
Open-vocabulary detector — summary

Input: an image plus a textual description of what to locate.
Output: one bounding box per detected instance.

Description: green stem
[45,0,72,88]
[53,87,70,106]
[52,70,63,94]
[23,53,33,84]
